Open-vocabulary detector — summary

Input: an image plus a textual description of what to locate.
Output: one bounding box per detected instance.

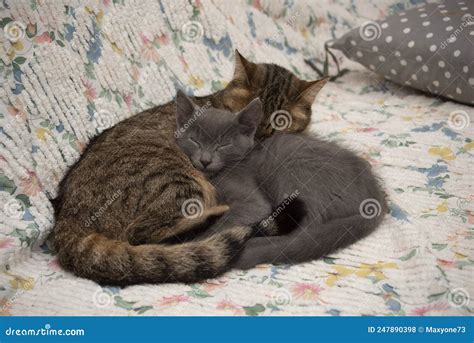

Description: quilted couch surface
[0,0,472,315]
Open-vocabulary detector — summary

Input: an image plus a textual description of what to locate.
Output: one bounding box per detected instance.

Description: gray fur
[176,92,387,269]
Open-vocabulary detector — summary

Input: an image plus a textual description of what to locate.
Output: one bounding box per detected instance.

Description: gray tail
[233,213,384,269]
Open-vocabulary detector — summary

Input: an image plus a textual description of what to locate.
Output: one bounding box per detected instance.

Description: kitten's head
[176,90,262,175]
[221,50,328,138]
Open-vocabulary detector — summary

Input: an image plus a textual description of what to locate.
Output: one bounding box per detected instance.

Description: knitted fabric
[0,0,472,315]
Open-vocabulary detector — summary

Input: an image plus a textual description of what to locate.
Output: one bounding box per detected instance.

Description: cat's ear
[236,97,263,136]
[176,90,196,128]
[233,50,256,85]
[288,78,328,133]
[295,77,329,105]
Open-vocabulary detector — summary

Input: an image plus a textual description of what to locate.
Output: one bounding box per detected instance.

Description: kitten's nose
[200,153,212,168]
[200,159,211,168]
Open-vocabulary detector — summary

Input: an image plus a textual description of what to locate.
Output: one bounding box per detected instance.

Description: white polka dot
[469,78,474,85]
[369,64,375,70]
[444,71,451,78]
[394,51,401,57]
[400,59,407,66]
[411,74,418,81]
[381,23,389,29]
[385,35,393,43]
[438,4,445,8]
[372,46,379,52]
[379,56,386,62]
[470,31,474,36]
[391,69,397,75]
[429,45,437,52]
[446,26,453,31]
[454,50,461,57]
[448,36,456,43]
[459,1,465,5]
[408,41,415,48]
[461,6,468,10]
[432,80,439,87]
[385,75,391,80]
[422,65,429,72]
[463,66,469,73]
[456,87,462,94]
[399,12,406,16]
[405,81,411,85]
[438,61,445,68]
[426,32,433,38]
[418,7,425,12]
[443,17,451,21]
[403,28,411,34]
[420,13,427,18]
[422,21,430,26]
[350,40,357,46]
[440,10,448,14]
[401,17,408,22]
[416,55,422,62]
[356,51,363,57]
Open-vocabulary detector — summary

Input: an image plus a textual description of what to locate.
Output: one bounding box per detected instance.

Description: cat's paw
[204,205,230,218]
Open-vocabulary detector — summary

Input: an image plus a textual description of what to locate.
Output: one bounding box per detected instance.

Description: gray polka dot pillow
[332,1,474,105]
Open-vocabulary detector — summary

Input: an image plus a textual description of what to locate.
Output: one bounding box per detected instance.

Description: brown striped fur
[49,50,325,285]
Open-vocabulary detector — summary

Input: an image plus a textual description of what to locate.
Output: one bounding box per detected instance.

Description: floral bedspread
[0,0,472,315]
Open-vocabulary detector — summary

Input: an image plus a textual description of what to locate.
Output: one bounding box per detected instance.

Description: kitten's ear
[295,77,329,105]
[176,90,196,128]
[233,50,256,85]
[236,97,263,136]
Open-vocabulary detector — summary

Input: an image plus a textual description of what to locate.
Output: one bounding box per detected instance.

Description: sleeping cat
[175,93,387,269]
[49,51,324,285]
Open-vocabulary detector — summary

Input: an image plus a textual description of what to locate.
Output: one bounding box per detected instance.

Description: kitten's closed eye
[217,144,231,150]
[189,138,200,147]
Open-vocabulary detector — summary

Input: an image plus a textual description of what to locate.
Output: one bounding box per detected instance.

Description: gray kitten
[176,91,387,269]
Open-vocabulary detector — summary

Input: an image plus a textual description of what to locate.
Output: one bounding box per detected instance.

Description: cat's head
[176,90,262,175]
[221,50,328,138]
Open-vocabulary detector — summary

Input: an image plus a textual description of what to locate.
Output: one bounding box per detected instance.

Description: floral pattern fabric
[0,0,472,316]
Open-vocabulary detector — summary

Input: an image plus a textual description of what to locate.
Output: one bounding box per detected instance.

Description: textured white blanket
[0,0,472,316]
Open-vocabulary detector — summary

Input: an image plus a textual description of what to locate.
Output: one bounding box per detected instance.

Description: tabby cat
[50,51,325,285]
[175,94,387,269]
